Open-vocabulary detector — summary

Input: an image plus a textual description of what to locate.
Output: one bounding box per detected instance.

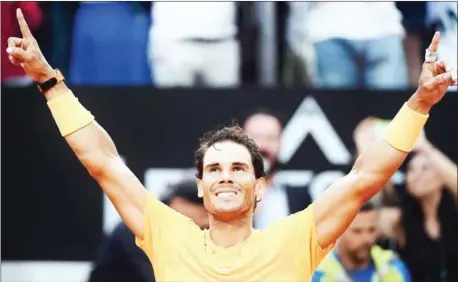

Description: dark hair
[360,201,377,212]
[399,188,457,281]
[162,179,202,206]
[194,123,266,180]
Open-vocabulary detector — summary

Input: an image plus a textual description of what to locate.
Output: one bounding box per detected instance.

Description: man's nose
[362,232,376,245]
[219,170,233,183]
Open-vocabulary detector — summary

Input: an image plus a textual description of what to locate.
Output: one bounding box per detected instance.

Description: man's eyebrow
[232,162,249,167]
[204,162,249,168]
[204,162,220,168]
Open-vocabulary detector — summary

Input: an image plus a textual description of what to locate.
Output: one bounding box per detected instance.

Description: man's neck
[337,248,371,270]
[208,213,253,248]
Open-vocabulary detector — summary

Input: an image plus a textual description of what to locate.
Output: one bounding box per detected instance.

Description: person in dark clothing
[69,2,151,86]
[88,179,209,282]
[88,222,154,282]
[242,109,313,229]
[380,136,457,282]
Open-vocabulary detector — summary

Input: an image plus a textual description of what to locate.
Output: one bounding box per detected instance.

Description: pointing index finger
[16,8,33,38]
[427,31,440,53]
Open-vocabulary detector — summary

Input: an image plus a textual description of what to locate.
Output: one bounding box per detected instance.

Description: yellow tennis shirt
[136,194,333,281]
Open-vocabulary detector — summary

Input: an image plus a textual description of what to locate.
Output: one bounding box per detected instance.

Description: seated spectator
[299,2,408,90]
[87,179,208,282]
[148,2,240,88]
[69,2,151,86]
[312,202,411,281]
[380,135,457,282]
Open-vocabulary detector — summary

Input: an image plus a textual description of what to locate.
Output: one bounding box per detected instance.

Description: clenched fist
[6,8,55,83]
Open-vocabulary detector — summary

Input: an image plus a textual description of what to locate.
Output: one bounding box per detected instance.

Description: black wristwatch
[36,69,65,93]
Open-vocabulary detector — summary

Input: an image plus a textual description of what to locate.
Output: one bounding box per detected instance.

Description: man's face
[197,140,264,219]
[169,198,209,229]
[406,153,443,199]
[243,114,282,172]
[339,210,379,264]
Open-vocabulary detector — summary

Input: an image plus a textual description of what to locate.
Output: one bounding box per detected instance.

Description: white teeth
[217,192,237,197]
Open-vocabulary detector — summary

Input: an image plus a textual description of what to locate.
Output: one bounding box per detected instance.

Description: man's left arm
[313,32,456,249]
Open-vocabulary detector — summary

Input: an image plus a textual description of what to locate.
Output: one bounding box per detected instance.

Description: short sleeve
[135,193,197,265]
[267,203,335,278]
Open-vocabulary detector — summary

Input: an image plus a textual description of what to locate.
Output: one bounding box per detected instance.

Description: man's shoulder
[261,203,316,235]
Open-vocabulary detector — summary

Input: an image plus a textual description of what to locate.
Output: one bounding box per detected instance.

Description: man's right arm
[45,82,149,239]
[7,7,188,247]
[44,81,194,267]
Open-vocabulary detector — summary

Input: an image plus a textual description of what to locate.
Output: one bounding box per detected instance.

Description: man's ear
[254,177,266,198]
[196,178,203,198]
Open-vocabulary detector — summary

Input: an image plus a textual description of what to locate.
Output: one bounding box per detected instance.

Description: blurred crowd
[2,1,457,89]
[2,2,457,282]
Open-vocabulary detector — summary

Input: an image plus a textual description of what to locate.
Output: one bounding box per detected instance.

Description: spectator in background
[88,179,208,282]
[148,2,240,88]
[299,2,408,90]
[380,136,457,282]
[69,2,151,86]
[1,1,42,86]
[312,202,411,282]
[46,2,79,77]
[242,109,312,229]
[283,2,314,87]
[395,2,427,88]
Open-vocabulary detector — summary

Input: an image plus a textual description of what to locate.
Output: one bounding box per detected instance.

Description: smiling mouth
[215,190,239,197]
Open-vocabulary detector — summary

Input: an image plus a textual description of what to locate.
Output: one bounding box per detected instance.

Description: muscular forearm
[352,93,432,201]
[7,6,176,240]
[44,82,120,174]
[43,81,147,237]
[314,93,431,248]
[351,140,407,202]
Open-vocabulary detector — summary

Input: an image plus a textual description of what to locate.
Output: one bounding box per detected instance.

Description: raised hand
[416,32,457,107]
[6,8,55,83]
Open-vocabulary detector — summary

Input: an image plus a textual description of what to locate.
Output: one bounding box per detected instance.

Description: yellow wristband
[47,91,95,137]
[383,103,429,152]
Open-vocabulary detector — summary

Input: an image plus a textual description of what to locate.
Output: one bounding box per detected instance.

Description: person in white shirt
[287,2,408,90]
[148,2,240,88]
